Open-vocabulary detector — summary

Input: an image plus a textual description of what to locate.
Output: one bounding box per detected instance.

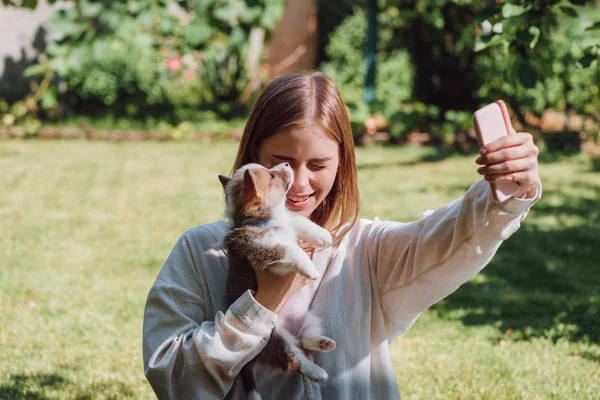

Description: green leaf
[502,3,531,18]
[69,46,86,70]
[425,10,445,29]
[137,11,153,27]
[239,6,262,24]
[50,56,69,76]
[91,39,110,60]
[184,19,212,47]
[134,33,154,50]
[23,63,46,77]
[474,34,505,52]
[518,62,538,89]
[46,42,68,57]
[80,29,95,44]
[229,26,246,47]
[158,18,175,35]
[586,22,600,31]
[21,0,38,9]
[530,55,553,77]
[115,19,136,39]
[260,1,284,29]
[213,5,232,23]
[559,6,578,18]
[194,0,213,15]
[517,26,540,49]
[48,11,85,38]
[41,88,58,110]
[100,10,125,31]
[528,26,540,49]
[80,0,103,18]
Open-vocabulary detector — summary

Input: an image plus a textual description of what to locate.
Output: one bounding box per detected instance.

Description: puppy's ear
[218,175,230,190]
[243,169,262,200]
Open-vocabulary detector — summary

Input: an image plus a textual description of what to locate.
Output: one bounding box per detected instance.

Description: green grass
[1,140,598,399]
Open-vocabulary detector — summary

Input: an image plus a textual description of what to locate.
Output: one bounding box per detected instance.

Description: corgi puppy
[218,163,336,400]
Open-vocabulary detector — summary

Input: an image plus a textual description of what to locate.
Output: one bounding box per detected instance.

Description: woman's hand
[253,246,314,314]
[253,269,309,314]
[475,132,541,198]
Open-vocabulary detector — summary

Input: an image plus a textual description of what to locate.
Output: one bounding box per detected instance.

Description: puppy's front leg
[290,215,332,248]
[285,245,319,280]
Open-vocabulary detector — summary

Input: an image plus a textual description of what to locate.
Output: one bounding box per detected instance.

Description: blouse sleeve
[363,179,541,341]
[142,231,277,399]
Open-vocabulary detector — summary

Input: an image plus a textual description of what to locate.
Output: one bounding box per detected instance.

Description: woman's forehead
[260,123,339,159]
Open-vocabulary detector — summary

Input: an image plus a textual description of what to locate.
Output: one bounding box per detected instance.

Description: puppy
[218,163,336,400]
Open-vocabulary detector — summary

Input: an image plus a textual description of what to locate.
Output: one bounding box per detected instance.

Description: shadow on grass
[0,372,135,400]
[434,182,600,344]
[0,374,65,400]
[580,350,600,363]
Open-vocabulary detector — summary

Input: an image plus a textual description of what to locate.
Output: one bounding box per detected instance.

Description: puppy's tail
[241,361,262,400]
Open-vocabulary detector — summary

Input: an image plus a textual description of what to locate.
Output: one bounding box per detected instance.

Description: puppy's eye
[269,172,275,180]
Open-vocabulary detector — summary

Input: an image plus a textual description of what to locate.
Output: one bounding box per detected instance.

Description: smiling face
[231,72,360,243]
[257,123,340,219]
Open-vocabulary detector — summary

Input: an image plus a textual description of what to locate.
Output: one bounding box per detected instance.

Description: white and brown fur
[218,163,336,400]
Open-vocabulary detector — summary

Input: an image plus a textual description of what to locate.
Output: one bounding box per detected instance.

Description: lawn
[1,140,598,399]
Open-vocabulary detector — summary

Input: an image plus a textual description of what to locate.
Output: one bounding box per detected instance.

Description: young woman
[143,72,541,399]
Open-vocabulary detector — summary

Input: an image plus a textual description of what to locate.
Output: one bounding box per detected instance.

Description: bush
[321,8,415,136]
[321,0,600,148]
[7,0,284,126]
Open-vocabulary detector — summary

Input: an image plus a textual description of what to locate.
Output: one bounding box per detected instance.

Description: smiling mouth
[286,193,314,203]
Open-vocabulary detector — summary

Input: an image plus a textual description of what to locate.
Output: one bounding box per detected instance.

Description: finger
[485,170,539,187]
[480,132,532,155]
[476,144,535,165]
[484,171,525,183]
[477,157,536,175]
[497,100,516,135]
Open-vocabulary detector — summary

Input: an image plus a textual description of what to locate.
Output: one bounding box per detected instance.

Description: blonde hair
[232,72,360,245]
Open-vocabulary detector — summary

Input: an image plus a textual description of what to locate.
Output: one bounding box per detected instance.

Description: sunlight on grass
[1,141,598,399]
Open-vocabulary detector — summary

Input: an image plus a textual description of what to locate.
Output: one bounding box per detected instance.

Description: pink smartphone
[473,101,520,202]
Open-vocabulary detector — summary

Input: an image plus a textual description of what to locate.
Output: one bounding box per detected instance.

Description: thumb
[497,100,517,135]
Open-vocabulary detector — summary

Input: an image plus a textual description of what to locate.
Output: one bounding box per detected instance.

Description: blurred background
[1,0,599,155]
[1,1,599,399]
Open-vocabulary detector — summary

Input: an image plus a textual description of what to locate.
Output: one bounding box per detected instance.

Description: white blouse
[143,179,541,399]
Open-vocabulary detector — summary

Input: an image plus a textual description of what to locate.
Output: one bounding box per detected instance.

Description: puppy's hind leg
[299,312,336,353]
[276,322,329,382]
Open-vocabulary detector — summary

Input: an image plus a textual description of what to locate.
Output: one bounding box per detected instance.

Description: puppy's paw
[302,335,336,353]
[300,361,328,382]
[296,262,320,280]
[311,228,332,248]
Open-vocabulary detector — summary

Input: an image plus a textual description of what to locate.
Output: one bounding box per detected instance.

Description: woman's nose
[292,165,310,190]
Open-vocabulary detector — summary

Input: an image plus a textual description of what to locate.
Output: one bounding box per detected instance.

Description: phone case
[473,101,520,202]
